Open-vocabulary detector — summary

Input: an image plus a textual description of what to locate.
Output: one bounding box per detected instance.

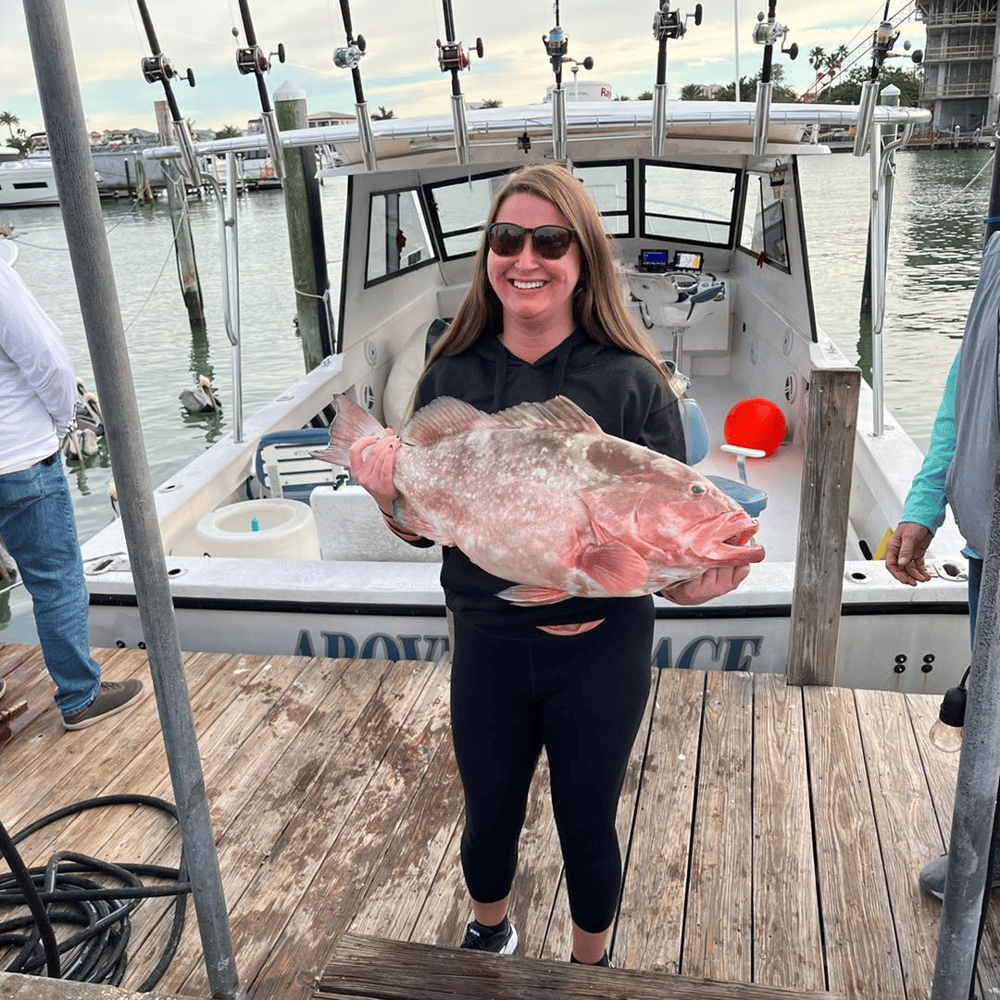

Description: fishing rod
[650,1,702,158]
[333,0,378,170]
[542,0,591,162]
[232,0,286,181]
[435,0,484,165]
[852,2,921,156]
[750,0,797,156]
[135,0,200,185]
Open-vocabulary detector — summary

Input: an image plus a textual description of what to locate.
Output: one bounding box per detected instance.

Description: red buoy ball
[723,398,785,456]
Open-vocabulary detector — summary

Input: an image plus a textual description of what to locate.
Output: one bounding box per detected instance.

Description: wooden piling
[786,367,861,687]
[275,83,334,371]
[154,100,205,333]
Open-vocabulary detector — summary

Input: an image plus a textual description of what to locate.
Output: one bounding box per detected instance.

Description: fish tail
[314,394,386,468]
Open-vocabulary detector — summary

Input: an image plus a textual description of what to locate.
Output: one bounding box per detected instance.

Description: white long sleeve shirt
[0,258,77,474]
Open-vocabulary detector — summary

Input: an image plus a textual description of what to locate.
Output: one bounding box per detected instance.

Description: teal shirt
[899,348,979,559]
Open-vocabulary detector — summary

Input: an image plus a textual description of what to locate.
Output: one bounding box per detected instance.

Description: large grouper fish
[317,393,765,605]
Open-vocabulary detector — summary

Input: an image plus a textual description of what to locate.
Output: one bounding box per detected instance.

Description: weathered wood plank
[682,670,753,983]
[787,367,861,686]
[215,658,448,1000]
[152,656,407,995]
[316,933,844,1000]
[856,688,947,1000]
[615,668,704,974]
[804,686,905,1000]
[752,673,824,992]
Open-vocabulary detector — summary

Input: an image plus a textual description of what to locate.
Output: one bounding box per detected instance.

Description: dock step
[316,933,844,1000]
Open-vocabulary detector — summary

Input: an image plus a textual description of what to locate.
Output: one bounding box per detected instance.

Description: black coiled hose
[0,794,190,991]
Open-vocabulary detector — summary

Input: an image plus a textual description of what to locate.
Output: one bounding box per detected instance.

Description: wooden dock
[0,641,994,1000]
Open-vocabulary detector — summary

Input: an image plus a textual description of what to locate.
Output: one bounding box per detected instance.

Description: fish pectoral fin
[578,542,648,594]
[497,584,573,606]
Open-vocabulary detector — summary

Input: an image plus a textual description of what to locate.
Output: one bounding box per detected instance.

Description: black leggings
[450,600,653,933]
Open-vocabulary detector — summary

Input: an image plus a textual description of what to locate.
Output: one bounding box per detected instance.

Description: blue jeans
[0,455,100,715]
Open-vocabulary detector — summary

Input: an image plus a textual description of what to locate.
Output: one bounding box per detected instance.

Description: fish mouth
[700,511,766,563]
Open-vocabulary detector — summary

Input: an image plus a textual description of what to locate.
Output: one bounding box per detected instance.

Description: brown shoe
[62,679,144,731]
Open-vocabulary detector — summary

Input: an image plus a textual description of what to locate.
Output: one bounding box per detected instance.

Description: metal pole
[19,4,243,998]
[931,466,1000,1000]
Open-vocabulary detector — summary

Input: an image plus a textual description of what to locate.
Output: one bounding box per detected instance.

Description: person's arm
[885,348,961,584]
[0,267,76,436]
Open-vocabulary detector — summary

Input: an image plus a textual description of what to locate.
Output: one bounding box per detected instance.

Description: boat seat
[682,398,768,518]
[383,318,448,430]
[251,428,341,504]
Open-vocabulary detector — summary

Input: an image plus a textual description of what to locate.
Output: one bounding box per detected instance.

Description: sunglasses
[486,222,577,260]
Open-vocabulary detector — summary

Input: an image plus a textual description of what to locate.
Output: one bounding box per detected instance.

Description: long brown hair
[425,163,673,388]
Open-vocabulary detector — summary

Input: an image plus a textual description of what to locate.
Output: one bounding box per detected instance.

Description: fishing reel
[141,53,195,88]
[871,21,923,68]
[334,35,366,70]
[437,36,484,73]
[234,29,285,76]
[653,1,702,42]
[543,24,569,71]
[752,11,798,59]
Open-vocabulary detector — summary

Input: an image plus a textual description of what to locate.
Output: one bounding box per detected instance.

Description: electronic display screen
[672,250,703,272]
[638,249,669,268]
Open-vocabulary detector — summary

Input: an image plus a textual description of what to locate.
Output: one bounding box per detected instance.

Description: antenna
[751,0,797,155]
[232,0,286,180]
[542,2,592,161]
[135,0,200,184]
[333,0,378,170]
[650,1,703,157]
[435,0,484,165]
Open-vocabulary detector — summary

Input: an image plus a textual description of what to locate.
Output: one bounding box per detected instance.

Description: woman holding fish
[339,164,757,966]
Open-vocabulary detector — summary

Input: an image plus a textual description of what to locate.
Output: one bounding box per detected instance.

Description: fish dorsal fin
[403,395,601,447]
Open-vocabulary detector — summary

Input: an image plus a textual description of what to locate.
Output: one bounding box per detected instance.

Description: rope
[896,149,996,211]
[0,794,190,991]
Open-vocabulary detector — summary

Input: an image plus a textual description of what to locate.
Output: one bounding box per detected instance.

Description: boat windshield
[740,171,790,271]
[641,162,741,247]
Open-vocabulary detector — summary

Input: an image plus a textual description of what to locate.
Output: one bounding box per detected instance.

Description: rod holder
[552,85,567,162]
[652,82,668,157]
[853,79,879,157]
[451,93,470,165]
[259,109,285,182]
[356,102,378,171]
[752,81,773,156]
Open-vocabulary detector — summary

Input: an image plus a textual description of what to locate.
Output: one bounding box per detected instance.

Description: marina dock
[0,642,994,1000]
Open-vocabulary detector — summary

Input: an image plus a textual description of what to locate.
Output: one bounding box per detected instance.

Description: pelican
[179,375,221,413]
[75,391,104,436]
[62,425,99,461]
[108,481,120,519]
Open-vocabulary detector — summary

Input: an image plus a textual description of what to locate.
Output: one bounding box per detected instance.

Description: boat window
[574,161,633,236]
[424,170,513,259]
[641,161,741,248]
[739,173,790,272]
[365,188,437,285]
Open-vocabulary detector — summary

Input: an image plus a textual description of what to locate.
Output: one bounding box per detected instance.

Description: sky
[0,0,926,137]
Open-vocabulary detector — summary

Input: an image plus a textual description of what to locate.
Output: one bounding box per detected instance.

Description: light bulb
[929,685,966,753]
[929,718,963,753]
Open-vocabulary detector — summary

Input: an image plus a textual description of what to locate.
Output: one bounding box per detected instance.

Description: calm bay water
[0,148,995,639]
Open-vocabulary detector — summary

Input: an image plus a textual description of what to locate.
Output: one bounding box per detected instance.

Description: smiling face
[486,192,582,343]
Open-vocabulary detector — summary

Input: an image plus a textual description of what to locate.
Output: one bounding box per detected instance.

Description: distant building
[308,111,354,128]
[544,80,615,102]
[916,0,1000,131]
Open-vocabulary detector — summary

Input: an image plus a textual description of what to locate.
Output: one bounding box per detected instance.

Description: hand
[884,522,933,586]
[660,564,750,606]
[349,431,402,515]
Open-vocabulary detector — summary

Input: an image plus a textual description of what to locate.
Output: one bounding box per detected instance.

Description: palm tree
[371,106,394,120]
[0,111,19,141]
[480,99,503,108]
[215,124,243,139]
[808,47,826,72]
[637,90,654,101]
[680,83,706,101]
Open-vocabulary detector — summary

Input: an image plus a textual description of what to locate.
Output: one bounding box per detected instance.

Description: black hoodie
[412,325,686,631]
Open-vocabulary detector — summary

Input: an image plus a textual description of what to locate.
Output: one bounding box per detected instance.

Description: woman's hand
[884,522,933,586]
[349,432,402,515]
[660,564,750,606]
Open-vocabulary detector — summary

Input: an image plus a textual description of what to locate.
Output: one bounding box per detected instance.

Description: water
[0,148,995,639]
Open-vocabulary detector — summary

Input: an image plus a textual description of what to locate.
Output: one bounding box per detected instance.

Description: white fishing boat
[79,9,968,694]
[0,158,59,208]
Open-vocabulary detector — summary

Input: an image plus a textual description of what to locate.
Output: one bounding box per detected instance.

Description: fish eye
[688,482,708,496]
